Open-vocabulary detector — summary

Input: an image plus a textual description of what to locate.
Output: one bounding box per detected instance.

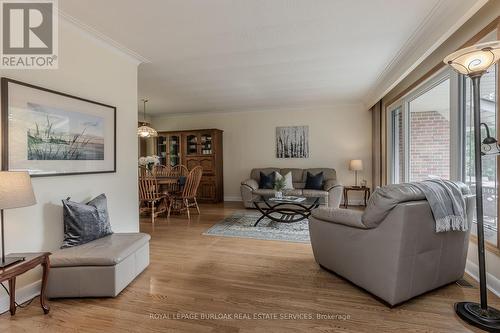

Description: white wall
[152,104,372,201]
[0,19,139,293]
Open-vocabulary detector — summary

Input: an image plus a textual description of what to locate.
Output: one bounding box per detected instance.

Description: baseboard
[0,280,41,315]
[465,259,500,297]
[224,196,242,202]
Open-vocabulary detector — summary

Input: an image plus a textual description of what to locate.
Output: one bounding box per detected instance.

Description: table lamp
[0,171,36,268]
[349,160,363,187]
[444,40,500,331]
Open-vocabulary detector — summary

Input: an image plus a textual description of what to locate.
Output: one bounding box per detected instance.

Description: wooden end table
[343,186,371,208]
[0,252,51,315]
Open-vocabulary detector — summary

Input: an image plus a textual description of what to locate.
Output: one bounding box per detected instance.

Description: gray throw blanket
[412,179,468,232]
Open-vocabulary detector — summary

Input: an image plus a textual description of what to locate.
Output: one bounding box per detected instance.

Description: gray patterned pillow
[61,194,113,248]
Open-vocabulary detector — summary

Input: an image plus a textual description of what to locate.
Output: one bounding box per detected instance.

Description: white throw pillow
[275,171,294,190]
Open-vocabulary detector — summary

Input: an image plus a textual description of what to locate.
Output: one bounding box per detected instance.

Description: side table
[0,252,51,315]
[343,186,371,208]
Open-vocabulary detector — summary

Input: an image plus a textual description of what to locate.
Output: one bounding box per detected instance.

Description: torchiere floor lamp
[444,41,500,332]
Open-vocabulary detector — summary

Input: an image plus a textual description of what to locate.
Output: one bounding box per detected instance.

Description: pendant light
[137,98,158,138]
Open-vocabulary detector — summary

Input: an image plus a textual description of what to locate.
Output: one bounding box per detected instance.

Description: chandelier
[137,98,158,138]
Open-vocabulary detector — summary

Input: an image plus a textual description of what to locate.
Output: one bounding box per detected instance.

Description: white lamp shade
[444,41,500,76]
[0,171,36,210]
[137,124,158,138]
[349,160,363,171]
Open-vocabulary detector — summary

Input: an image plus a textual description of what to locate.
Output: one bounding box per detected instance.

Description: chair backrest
[153,164,171,177]
[139,175,159,201]
[171,164,189,177]
[138,166,148,178]
[182,166,203,198]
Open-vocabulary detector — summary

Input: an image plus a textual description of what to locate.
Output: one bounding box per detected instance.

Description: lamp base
[455,302,500,332]
[0,256,25,268]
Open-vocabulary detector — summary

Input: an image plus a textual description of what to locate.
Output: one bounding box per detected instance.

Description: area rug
[203,211,310,243]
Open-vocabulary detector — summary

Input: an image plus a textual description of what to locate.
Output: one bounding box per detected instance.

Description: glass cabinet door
[200,132,213,155]
[186,134,198,155]
[156,135,167,165]
[167,134,181,166]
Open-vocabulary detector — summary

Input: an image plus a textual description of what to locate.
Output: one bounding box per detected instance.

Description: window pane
[408,79,451,181]
[465,66,497,246]
[391,107,405,183]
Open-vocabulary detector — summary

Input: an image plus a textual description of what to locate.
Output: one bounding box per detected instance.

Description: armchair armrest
[311,207,368,229]
[324,179,341,191]
[241,179,259,191]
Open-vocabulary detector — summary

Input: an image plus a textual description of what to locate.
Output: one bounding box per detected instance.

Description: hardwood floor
[0,202,498,332]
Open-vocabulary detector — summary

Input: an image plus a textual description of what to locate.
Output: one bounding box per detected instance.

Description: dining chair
[153,164,172,177]
[138,166,148,178]
[139,174,167,225]
[168,166,203,218]
[171,165,189,177]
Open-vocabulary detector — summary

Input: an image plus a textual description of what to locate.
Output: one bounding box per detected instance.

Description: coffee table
[252,195,321,226]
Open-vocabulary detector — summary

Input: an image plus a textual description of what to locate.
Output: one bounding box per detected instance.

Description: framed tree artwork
[276,125,309,158]
[1,78,116,177]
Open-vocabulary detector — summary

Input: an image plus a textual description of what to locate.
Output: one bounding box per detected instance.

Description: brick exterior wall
[410,110,450,181]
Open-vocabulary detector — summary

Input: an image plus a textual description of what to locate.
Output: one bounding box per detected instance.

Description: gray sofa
[309,185,473,306]
[241,168,343,208]
[47,233,150,298]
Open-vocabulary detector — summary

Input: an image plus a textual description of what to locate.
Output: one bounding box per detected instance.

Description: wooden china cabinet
[155,129,223,203]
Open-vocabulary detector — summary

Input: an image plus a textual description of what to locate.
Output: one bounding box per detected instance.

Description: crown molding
[58,9,151,66]
[149,101,365,118]
[364,0,488,107]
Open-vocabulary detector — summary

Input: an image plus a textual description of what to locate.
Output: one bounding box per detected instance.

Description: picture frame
[276,125,309,158]
[1,78,116,177]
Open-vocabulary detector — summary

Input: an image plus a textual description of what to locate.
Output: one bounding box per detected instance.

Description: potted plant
[274,176,286,199]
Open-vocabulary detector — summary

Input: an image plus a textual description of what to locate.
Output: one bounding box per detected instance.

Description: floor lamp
[444,41,500,331]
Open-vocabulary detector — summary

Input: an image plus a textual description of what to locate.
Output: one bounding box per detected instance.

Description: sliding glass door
[388,71,452,184]
[408,78,451,181]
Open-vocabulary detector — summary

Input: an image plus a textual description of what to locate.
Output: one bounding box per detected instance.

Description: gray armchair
[308,185,473,306]
[240,168,343,208]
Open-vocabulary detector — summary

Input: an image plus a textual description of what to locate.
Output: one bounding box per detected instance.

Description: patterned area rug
[203,210,310,243]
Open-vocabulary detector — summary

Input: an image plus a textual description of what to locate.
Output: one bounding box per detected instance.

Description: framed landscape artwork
[276,125,309,158]
[1,78,116,176]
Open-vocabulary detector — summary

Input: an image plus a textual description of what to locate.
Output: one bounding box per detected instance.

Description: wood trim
[385,16,500,108]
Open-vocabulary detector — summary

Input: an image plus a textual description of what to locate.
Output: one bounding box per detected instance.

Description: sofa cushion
[253,189,276,196]
[283,189,303,196]
[259,171,276,189]
[293,182,306,189]
[61,194,113,249]
[305,172,324,190]
[250,168,280,182]
[51,233,151,267]
[303,189,329,197]
[275,171,294,189]
[280,168,304,183]
[303,168,336,182]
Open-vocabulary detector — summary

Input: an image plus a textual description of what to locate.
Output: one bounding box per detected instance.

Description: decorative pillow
[305,171,324,190]
[61,194,113,249]
[274,171,294,189]
[259,172,276,189]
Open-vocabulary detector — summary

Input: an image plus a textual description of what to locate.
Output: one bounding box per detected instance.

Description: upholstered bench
[47,233,150,298]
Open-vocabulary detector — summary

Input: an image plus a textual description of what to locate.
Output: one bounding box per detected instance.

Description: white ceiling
[59,0,486,115]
